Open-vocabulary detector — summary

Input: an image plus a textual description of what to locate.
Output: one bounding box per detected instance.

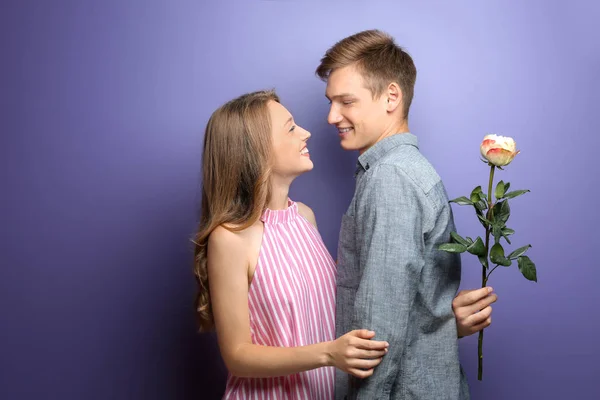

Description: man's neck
[381,118,409,140]
[360,119,410,155]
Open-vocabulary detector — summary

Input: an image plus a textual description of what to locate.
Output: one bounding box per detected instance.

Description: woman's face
[268,100,313,180]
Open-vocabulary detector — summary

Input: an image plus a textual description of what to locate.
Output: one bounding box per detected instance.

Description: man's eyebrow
[284,116,293,127]
[325,93,355,100]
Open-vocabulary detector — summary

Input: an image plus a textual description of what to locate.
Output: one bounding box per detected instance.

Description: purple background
[2,1,598,399]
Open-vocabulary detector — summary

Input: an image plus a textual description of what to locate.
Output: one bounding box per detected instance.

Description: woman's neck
[267,178,292,210]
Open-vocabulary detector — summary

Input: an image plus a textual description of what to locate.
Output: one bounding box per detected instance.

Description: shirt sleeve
[349,164,433,399]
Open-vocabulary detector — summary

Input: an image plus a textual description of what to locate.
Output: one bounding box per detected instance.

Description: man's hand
[453,287,498,338]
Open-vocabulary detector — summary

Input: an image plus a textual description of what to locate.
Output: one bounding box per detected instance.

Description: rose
[440,133,536,381]
[480,134,520,167]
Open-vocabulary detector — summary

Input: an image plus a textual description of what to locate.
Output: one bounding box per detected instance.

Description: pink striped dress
[223,199,337,399]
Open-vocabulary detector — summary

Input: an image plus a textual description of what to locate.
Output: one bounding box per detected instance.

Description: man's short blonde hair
[316,29,417,120]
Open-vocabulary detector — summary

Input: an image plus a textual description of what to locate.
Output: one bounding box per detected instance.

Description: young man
[316,30,488,399]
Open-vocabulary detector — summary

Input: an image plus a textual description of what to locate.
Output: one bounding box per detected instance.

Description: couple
[194,30,497,400]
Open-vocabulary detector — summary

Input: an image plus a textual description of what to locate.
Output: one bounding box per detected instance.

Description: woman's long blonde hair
[194,90,279,331]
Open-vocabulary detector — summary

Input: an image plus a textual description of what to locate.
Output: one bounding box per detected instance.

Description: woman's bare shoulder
[296,202,318,229]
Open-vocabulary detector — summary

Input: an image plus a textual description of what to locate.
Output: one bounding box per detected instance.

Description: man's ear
[385,82,402,113]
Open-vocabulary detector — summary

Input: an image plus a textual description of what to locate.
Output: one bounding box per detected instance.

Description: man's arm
[349,164,431,398]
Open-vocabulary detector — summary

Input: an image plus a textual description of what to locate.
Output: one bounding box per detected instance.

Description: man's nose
[327,105,342,125]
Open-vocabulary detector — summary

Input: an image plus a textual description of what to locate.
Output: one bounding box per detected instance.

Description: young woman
[194,90,388,399]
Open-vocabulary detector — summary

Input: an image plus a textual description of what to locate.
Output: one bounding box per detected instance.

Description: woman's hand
[326,329,389,378]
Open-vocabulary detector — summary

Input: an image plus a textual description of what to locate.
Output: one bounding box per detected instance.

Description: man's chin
[339,140,359,152]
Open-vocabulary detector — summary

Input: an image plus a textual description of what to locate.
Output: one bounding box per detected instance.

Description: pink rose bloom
[480,134,520,167]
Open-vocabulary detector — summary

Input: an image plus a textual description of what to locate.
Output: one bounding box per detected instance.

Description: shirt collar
[356,132,418,174]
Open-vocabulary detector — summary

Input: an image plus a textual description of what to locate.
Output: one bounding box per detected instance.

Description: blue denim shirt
[335,133,470,400]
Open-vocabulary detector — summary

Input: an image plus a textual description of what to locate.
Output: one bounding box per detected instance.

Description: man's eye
[289,125,296,132]
[343,101,353,105]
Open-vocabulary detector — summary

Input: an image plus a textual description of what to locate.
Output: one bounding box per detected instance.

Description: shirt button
[365,164,370,170]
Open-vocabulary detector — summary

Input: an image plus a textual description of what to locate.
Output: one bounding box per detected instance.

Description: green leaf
[470,186,483,203]
[489,243,504,262]
[438,243,468,253]
[508,244,532,259]
[478,255,489,269]
[450,196,473,206]
[518,256,537,282]
[501,227,514,244]
[477,214,492,227]
[502,228,515,236]
[450,232,470,247]
[495,180,506,199]
[475,200,487,211]
[494,200,511,224]
[492,224,503,244]
[499,258,512,267]
[490,243,512,266]
[467,237,486,257]
[504,182,511,193]
[504,189,530,199]
[502,259,512,267]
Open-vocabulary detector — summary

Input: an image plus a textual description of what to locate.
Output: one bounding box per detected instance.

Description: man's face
[325,64,388,153]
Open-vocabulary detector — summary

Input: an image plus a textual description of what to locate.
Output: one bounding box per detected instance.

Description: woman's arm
[208,225,388,378]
